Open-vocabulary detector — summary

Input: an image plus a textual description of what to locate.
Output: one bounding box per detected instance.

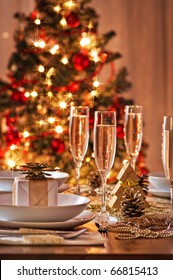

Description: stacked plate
[0,171,94,229]
[149,172,170,198]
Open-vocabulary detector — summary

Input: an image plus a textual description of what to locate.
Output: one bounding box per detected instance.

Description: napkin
[0,231,105,246]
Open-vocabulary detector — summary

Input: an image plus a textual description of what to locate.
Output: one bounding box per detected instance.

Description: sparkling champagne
[70,115,89,164]
[94,124,116,172]
[124,112,143,158]
[162,129,173,184]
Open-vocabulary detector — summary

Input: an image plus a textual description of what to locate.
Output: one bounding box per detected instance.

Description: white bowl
[149,172,170,190]
[0,170,69,192]
[0,193,90,222]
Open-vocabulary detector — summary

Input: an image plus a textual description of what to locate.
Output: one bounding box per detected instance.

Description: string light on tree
[34,18,41,25]
[64,0,76,10]
[48,117,55,124]
[60,17,67,27]
[80,33,91,47]
[59,101,67,109]
[55,125,63,134]
[54,5,61,13]
[50,44,59,55]
[38,65,45,73]
[23,131,29,138]
[61,56,68,64]
[31,91,38,98]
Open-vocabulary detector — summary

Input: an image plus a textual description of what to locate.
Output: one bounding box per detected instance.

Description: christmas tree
[0,0,148,183]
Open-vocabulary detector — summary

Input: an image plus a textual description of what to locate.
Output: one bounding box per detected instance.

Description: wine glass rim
[125,105,142,108]
[71,105,89,109]
[95,110,116,113]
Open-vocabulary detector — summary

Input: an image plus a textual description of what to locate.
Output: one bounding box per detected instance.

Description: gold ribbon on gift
[29,180,48,206]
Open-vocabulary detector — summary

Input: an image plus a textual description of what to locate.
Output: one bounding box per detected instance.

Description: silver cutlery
[0,228,88,239]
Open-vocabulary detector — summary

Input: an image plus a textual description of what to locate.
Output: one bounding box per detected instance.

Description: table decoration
[107,213,173,240]
[12,162,58,206]
[108,162,149,210]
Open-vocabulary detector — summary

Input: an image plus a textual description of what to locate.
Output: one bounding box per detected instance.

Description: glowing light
[47,91,53,98]
[54,5,61,13]
[93,80,100,87]
[35,18,41,25]
[67,92,72,98]
[90,49,99,62]
[50,44,59,55]
[80,33,91,47]
[55,125,63,134]
[39,120,45,126]
[60,17,67,27]
[64,0,76,10]
[34,41,39,47]
[47,67,55,78]
[61,56,68,65]
[38,65,45,73]
[85,157,90,163]
[59,101,67,109]
[90,90,97,97]
[31,91,38,97]
[10,144,16,151]
[46,79,52,87]
[23,131,29,138]
[7,159,16,169]
[88,21,93,29]
[48,117,55,124]
[24,91,30,98]
[35,40,46,49]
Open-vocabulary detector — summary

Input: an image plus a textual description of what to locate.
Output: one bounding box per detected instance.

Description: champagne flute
[124,105,143,170]
[162,116,173,228]
[69,106,89,194]
[93,111,117,228]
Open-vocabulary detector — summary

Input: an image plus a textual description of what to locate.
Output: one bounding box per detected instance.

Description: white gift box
[12,177,58,206]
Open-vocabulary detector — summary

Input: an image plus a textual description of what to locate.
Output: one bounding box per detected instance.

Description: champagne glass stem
[101,173,108,213]
[75,165,81,194]
[170,185,173,221]
[130,156,136,170]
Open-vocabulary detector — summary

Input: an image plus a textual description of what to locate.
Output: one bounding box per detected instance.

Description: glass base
[94,211,119,230]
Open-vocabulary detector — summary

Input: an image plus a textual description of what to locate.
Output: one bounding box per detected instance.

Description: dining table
[0,222,173,260]
[0,192,173,260]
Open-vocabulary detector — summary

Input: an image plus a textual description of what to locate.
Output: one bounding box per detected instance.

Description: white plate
[0,210,95,229]
[149,187,170,199]
[149,172,170,190]
[0,171,69,192]
[0,194,90,222]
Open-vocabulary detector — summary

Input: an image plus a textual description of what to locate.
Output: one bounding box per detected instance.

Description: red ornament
[51,138,65,154]
[72,53,90,71]
[66,12,80,28]
[68,81,80,92]
[117,124,124,139]
[30,10,38,20]
[11,91,27,103]
[6,129,20,145]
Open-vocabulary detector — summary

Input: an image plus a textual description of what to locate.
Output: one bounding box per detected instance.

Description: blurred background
[0,0,172,173]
